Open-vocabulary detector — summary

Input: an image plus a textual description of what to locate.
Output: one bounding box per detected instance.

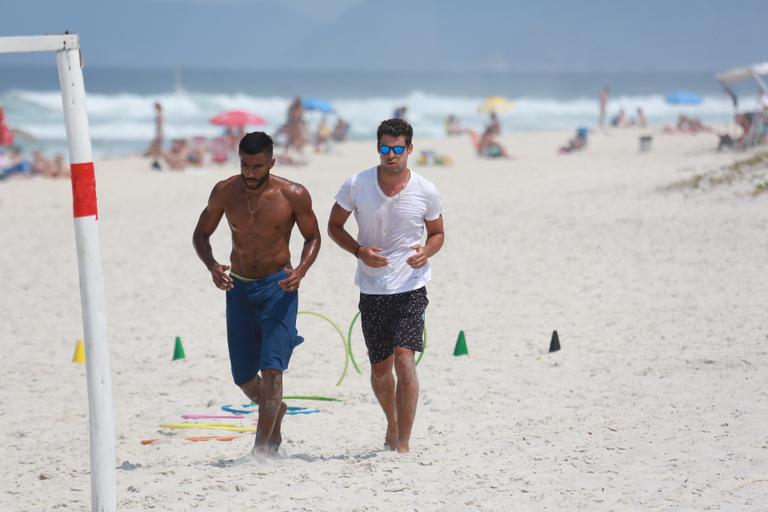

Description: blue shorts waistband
[231,269,287,285]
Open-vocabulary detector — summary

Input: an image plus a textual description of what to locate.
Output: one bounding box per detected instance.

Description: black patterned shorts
[358,287,428,365]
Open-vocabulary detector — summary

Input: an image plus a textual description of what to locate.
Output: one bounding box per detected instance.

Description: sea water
[0,66,758,158]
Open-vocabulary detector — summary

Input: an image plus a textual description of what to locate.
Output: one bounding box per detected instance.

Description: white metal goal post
[0,34,116,512]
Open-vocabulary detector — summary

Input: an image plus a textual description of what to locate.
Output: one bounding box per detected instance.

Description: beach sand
[1,129,767,510]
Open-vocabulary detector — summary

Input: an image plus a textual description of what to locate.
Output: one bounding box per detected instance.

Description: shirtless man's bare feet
[268,402,288,454]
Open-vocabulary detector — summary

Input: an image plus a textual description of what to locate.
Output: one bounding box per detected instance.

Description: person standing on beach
[598,87,610,129]
[327,118,444,453]
[148,102,164,170]
[487,111,501,136]
[193,131,321,457]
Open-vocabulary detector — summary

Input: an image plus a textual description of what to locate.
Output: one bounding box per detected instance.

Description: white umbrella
[716,62,768,92]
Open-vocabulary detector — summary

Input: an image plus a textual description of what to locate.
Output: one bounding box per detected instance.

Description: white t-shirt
[335,166,443,295]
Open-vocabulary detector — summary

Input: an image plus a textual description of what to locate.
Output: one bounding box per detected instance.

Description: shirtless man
[193,131,321,456]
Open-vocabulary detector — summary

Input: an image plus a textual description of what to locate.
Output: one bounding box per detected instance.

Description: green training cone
[173,336,186,360]
[453,330,468,356]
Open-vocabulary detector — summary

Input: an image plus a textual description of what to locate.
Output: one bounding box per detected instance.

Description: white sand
[1,129,767,510]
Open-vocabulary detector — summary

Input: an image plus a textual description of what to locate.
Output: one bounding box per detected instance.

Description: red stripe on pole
[71,162,98,218]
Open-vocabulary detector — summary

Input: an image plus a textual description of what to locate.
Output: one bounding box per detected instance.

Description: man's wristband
[354,245,362,258]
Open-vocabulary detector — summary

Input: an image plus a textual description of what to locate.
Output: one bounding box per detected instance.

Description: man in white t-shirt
[328,118,445,454]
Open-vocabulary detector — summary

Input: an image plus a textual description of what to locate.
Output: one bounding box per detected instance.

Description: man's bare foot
[384,424,399,451]
[251,444,269,462]
[267,402,288,454]
[396,441,410,454]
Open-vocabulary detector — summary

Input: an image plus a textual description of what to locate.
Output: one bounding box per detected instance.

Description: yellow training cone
[72,339,85,364]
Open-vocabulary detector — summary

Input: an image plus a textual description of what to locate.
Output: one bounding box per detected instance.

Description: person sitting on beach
[162,138,192,171]
[663,114,712,134]
[30,151,69,178]
[331,118,350,143]
[445,114,465,136]
[50,154,68,178]
[314,116,332,153]
[559,127,589,154]
[718,112,762,150]
[31,150,51,176]
[187,136,208,166]
[610,109,628,128]
[0,147,32,180]
[477,127,510,158]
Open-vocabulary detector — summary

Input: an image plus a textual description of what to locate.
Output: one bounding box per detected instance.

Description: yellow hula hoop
[297,310,350,386]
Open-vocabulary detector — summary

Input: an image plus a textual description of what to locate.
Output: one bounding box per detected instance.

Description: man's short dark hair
[377,118,413,146]
[239,131,273,156]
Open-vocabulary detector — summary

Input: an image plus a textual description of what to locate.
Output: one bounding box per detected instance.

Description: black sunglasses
[378,145,406,155]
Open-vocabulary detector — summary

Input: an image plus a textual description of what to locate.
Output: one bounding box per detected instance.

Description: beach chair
[210,137,228,164]
[468,130,481,153]
[743,112,767,148]
[717,111,766,151]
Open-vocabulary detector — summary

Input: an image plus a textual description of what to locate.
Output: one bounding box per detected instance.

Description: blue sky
[1,0,766,71]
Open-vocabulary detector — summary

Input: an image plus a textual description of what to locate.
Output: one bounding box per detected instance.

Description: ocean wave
[1,89,755,153]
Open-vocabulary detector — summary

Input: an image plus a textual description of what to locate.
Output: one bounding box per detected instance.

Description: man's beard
[243,173,269,189]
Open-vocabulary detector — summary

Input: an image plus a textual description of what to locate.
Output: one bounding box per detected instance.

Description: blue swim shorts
[225,270,304,385]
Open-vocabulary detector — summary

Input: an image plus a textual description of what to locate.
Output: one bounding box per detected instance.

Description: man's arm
[192,183,233,290]
[327,202,388,267]
[278,183,321,291]
[406,215,445,269]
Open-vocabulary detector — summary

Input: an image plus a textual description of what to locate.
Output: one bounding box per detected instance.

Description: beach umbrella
[478,96,514,113]
[302,97,335,113]
[0,107,12,146]
[209,110,266,128]
[665,90,702,105]
[716,62,768,85]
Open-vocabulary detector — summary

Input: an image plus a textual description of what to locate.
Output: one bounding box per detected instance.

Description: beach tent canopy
[303,97,335,113]
[665,90,702,105]
[478,96,514,113]
[716,62,768,83]
[716,62,768,93]
[210,110,266,128]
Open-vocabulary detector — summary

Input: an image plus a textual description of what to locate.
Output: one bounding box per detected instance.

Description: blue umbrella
[665,90,702,105]
[303,97,335,113]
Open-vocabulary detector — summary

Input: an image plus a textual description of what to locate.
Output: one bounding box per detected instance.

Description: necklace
[246,191,264,215]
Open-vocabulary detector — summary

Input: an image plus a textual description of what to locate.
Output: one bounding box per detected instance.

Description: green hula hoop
[347,310,428,371]
[283,395,342,402]
[346,311,363,375]
[297,310,349,387]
